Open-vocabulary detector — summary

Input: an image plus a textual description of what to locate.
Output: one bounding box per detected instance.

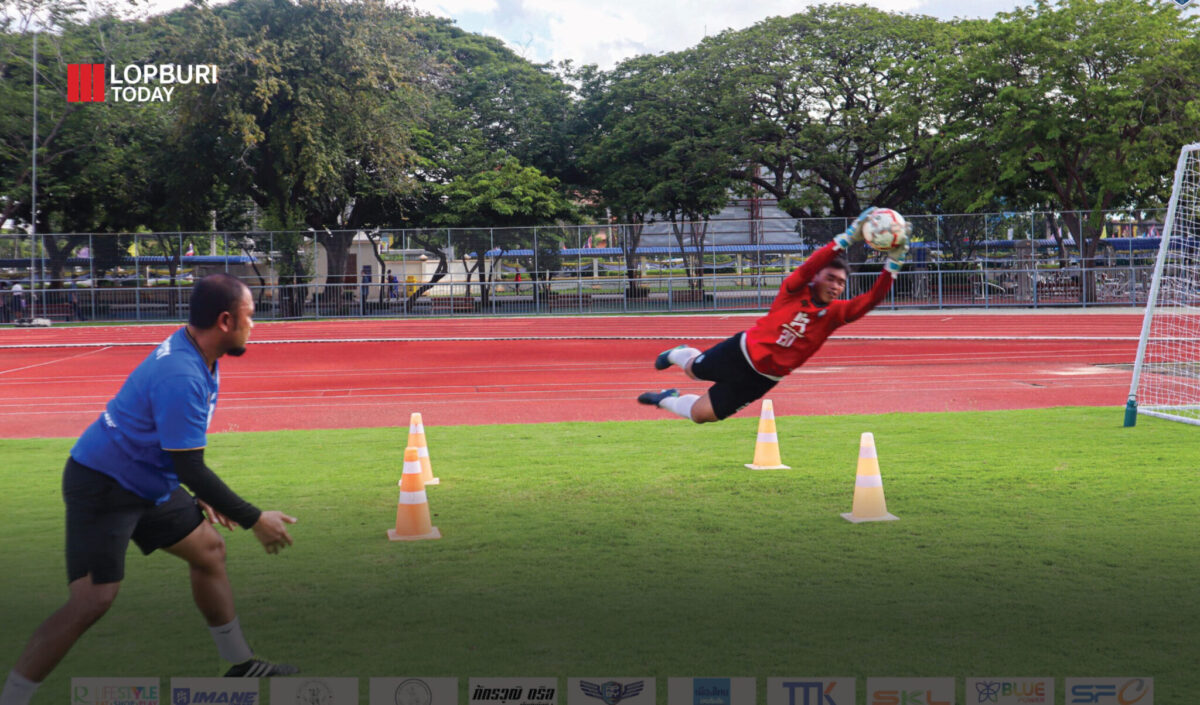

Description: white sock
[209,616,254,664]
[668,347,701,367]
[0,670,41,705]
[659,394,699,421]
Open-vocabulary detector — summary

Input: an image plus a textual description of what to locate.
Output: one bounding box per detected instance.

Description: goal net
[1126,142,1200,426]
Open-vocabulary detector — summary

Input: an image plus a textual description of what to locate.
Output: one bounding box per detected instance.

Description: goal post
[1125,142,1200,427]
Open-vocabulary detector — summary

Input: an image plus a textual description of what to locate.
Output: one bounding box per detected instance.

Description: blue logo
[1173,0,1191,7]
[975,682,1001,704]
[693,679,731,705]
[580,681,644,705]
[175,689,191,705]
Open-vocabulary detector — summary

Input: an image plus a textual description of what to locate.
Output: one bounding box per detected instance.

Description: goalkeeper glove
[884,235,910,275]
[832,207,877,251]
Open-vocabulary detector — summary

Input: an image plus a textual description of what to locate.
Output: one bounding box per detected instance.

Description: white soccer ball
[862,208,908,252]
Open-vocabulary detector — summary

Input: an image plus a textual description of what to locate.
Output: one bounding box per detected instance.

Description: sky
[113,0,1042,69]
[403,0,1039,69]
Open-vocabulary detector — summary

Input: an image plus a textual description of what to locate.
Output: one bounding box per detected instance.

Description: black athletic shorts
[63,457,205,584]
[689,332,779,420]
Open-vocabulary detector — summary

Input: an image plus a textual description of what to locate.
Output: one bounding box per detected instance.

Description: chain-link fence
[0,210,1171,323]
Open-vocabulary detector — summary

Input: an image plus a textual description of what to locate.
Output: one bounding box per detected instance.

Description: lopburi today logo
[67,63,219,103]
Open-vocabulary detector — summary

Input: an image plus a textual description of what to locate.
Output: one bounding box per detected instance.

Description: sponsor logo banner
[369,677,458,705]
[965,678,1052,705]
[170,678,258,705]
[469,678,557,705]
[866,678,956,705]
[766,677,856,705]
[72,678,160,705]
[268,677,357,705]
[568,678,654,705]
[666,678,755,705]
[1064,678,1153,705]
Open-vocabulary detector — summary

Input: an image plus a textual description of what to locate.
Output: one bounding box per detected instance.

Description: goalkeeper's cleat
[223,657,299,677]
[654,345,687,370]
[637,388,679,406]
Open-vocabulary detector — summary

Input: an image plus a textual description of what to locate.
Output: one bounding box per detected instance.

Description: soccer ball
[862,208,908,252]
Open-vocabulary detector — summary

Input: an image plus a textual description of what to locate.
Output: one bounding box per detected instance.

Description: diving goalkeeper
[637,208,909,423]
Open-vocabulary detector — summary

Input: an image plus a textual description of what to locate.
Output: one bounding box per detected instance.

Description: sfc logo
[1065,678,1152,705]
[581,682,644,705]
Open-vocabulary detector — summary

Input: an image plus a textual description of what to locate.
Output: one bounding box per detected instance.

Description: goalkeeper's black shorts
[63,457,205,584]
[690,332,778,420]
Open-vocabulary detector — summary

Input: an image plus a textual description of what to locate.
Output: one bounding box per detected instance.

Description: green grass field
[1,407,1197,704]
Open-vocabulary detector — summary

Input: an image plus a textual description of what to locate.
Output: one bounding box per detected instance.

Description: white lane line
[0,346,113,376]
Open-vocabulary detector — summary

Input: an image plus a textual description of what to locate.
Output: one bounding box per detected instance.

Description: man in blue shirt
[1,274,298,705]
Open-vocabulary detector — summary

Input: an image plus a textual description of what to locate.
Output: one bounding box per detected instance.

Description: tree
[576,51,735,292]
[170,0,430,287]
[429,157,578,304]
[937,0,1200,297]
[707,5,948,224]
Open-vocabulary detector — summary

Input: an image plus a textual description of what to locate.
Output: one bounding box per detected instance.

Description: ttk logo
[67,63,219,103]
[780,682,844,705]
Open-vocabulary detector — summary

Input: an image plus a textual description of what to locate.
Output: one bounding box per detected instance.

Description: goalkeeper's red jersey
[743,241,894,378]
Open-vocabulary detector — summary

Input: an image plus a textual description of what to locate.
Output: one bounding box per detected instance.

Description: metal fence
[0,209,1172,323]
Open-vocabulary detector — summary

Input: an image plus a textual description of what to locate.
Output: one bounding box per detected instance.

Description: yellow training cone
[388,447,441,541]
[841,432,899,523]
[405,412,439,486]
[744,399,790,470]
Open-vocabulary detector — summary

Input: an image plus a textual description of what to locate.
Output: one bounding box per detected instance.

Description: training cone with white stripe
[388,447,441,541]
[744,399,790,470]
[405,412,439,486]
[841,432,899,523]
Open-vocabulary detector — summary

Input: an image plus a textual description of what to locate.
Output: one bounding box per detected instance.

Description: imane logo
[67,63,219,103]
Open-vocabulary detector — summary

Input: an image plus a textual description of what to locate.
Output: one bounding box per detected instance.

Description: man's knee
[68,578,120,623]
[689,396,721,424]
[172,522,228,573]
[193,529,227,570]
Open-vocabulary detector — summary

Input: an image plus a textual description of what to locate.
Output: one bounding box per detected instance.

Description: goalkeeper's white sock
[668,346,701,368]
[0,670,41,705]
[659,394,699,421]
[209,616,254,664]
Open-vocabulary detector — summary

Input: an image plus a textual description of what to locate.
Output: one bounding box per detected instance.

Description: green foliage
[935,0,1200,255]
[430,157,578,229]
[702,5,950,219]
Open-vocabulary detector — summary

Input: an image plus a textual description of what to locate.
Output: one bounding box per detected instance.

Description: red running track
[0,313,1142,438]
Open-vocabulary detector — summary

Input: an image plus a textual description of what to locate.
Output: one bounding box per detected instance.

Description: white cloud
[407,0,1036,69]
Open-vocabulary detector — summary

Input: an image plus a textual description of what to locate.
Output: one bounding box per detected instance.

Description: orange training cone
[405,412,439,486]
[388,447,441,541]
[841,432,899,523]
[744,399,790,470]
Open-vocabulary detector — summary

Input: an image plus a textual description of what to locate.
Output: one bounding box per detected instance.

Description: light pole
[30,30,38,320]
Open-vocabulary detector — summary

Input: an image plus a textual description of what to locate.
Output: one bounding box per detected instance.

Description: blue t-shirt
[72,327,219,503]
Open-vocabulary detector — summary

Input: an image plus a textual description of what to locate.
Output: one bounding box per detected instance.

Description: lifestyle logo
[67,64,219,103]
